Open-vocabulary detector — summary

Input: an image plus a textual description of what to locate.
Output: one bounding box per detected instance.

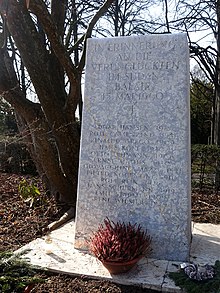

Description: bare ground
[1,172,220,292]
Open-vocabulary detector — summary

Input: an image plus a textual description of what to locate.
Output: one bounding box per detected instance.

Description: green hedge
[0,138,37,175]
[191,144,220,190]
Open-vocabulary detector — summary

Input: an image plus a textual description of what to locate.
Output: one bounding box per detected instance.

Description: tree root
[47,207,75,231]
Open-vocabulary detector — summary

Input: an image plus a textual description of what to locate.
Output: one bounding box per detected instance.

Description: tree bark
[0,0,114,210]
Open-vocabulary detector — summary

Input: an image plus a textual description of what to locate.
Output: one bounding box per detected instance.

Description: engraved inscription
[89,60,180,71]
[90,38,179,54]
[75,34,190,261]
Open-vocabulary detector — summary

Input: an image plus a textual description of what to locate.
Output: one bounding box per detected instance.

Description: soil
[1,172,220,292]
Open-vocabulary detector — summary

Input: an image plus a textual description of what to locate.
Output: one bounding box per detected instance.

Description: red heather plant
[89,218,152,262]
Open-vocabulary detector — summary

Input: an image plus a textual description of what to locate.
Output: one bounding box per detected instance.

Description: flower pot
[102,256,143,274]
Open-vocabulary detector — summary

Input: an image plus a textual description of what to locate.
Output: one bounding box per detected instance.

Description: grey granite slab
[75,34,191,261]
[16,222,220,292]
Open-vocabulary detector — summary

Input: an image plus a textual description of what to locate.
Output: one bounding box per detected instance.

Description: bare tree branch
[78,0,115,73]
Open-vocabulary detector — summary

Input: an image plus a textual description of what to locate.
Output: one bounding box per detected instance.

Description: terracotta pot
[102,256,143,274]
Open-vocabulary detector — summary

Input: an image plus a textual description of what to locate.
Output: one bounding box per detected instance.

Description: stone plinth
[74,33,191,261]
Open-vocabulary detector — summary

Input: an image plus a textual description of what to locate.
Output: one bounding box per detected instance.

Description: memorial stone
[74,33,191,261]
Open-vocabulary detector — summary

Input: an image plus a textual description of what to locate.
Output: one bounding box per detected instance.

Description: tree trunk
[0,47,80,206]
[0,0,114,211]
[0,1,80,206]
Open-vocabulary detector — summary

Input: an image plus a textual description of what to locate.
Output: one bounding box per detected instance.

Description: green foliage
[169,260,220,293]
[191,144,220,189]
[190,79,213,144]
[89,218,152,262]
[18,179,46,208]
[0,138,37,175]
[0,250,44,293]
[0,98,18,135]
